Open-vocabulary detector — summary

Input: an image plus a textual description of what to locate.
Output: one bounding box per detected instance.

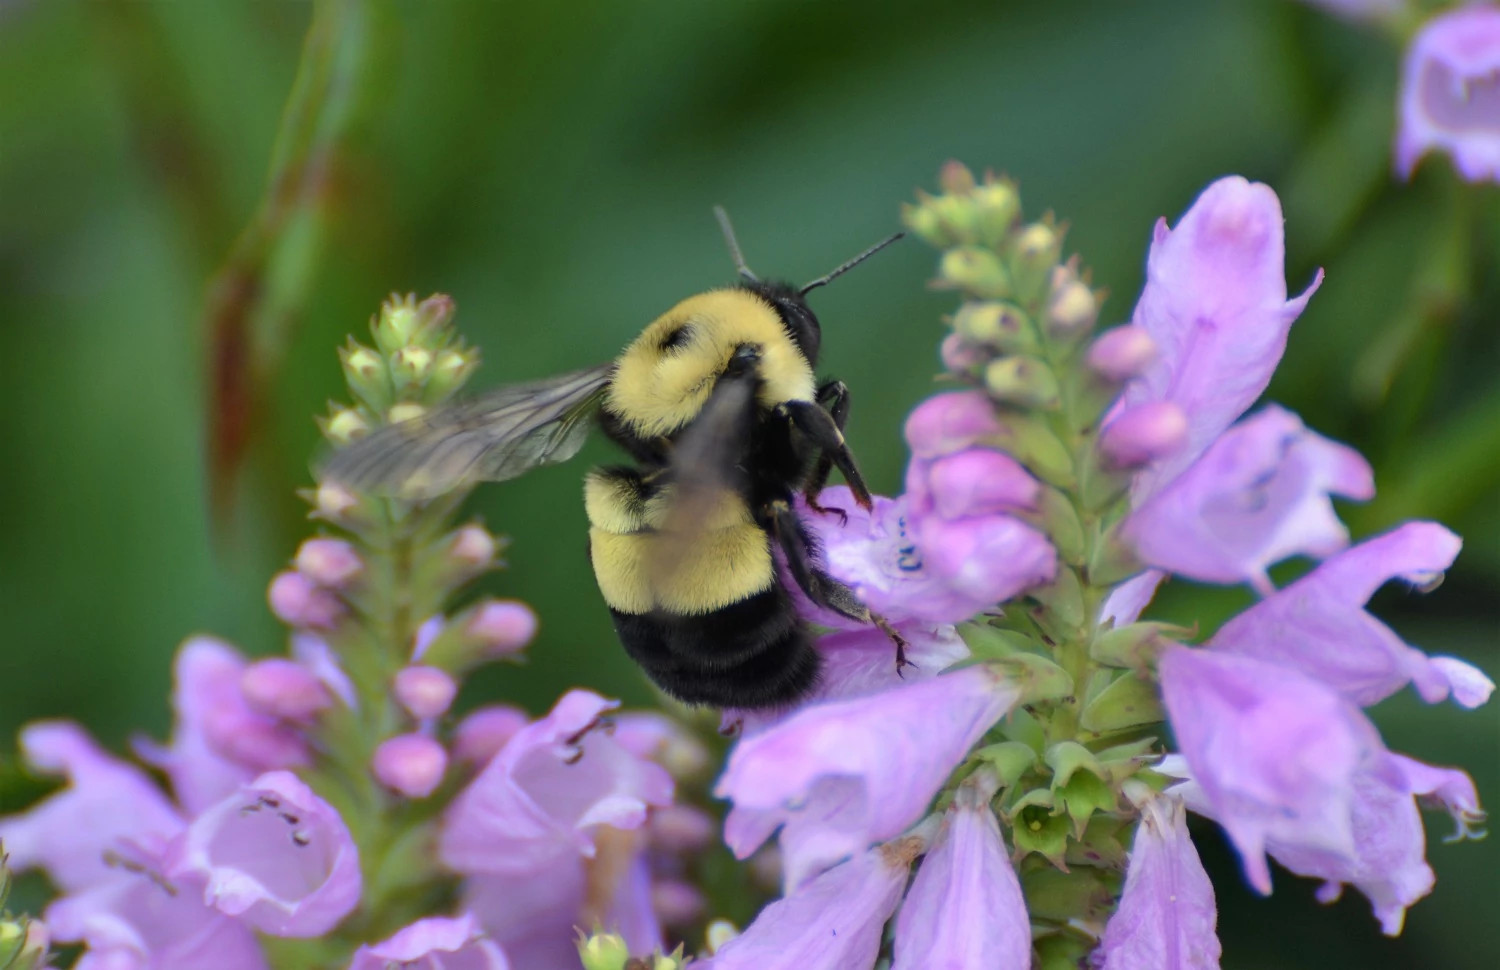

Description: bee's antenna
[800,231,906,295]
[714,206,759,283]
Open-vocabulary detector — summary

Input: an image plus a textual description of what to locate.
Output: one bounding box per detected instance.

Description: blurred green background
[1,0,1495,966]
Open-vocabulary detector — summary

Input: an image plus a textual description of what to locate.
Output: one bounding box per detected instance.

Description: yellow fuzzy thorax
[604,288,816,438]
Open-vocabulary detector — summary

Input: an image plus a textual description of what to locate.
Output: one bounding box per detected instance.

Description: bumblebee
[324,210,905,708]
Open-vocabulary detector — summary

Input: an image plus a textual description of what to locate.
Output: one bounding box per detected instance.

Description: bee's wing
[649,370,758,584]
[320,363,614,499]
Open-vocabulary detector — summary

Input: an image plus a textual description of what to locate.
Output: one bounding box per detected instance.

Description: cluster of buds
[0,855,47,970]
[578,930,688,970]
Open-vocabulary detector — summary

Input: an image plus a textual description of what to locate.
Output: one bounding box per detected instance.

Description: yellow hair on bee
[589,525,775,615]
[605,289,816,438]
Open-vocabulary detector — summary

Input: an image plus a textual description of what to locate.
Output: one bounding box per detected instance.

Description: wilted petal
[1125,407,1373,591]
[440,691,673,874]
[46,846,268,970]
[703,845,911,970]
[0,721,182,893]
[1095,795,1221,970]
[1396,4,1500,182]
[1125,177,1322,498]
[167,770,361,937]
[891,785,1029,970]
[1212,522,1493,708]
[1159,646,1386,894]
[464,855,586,970]
[348,913,510,970]
[717,666,1017,889]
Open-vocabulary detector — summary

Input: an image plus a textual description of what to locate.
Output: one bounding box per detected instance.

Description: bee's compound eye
[659,324,693,351]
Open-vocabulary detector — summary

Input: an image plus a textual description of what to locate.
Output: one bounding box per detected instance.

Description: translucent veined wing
[320,363,613,499]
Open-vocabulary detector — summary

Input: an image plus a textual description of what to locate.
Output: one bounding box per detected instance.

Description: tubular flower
[1397,3,1500,182]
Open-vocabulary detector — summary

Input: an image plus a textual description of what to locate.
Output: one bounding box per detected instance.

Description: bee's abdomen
[608,587,820,708]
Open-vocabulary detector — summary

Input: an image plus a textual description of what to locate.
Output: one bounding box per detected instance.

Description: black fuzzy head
[739,279,822,366]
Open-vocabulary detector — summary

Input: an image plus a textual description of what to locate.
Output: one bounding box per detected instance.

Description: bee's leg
[782,397,872,511]
[802,381,853,521]
[767,498,911,673]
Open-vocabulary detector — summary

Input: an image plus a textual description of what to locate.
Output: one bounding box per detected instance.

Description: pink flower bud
[903,391,1004,459]
[393,666,458,720]
[465,599,537,655]
[452,704,530,764]
[448,524,497,569]
[293,538,362,588]
[241,659,332,721]
[652,879,707,927]
[373,734,448,799]
[1087,325,1157,382]
[1099,402,1189,470]
[267,571,344,629]
[939,333,987,374]
[648,803,717,853]
[926,449,1039,519]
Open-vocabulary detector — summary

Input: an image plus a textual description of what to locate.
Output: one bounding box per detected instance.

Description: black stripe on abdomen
[609,586,819,708]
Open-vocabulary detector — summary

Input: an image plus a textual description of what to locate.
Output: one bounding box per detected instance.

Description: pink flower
[240,658,333,722]
[1123,407,1374,593]
[1095,795,1221,970]
[701,845,913,970]
[293,537,363,588]
[717,666,1018,889]
[267,570,344,629]
[453,705,530,765]
[463,863,585,970]
[440,690,673,874]
[1211,522,1493,709]
[1122,177,1321,500]
[1397,4,1500,182]
[394,665,460,719]
[890,780,1030,970]
[348,913,510,970]
[166,770,361,937]
[374,734,450,798]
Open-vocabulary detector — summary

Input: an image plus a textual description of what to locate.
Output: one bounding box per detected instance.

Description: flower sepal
[984,654,1075,707]
[969,740,1041,790]
[1021,863,1120,924]
[1089,620,1187,669]
[1079,671,1166,734]
[1045,742,1120,837]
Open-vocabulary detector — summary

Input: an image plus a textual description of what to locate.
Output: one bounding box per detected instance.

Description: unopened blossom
[1211,522,1494,708]
[167,770,361,937]
[0,721,182,893]
[374,733,450,798]
[1122,176,1322,498]
[267,570,344,629]
[1087,324,1157,382]
[718,666,1017,889]
[1099,402,1188,470]
[891,779,1030,970]
[240,658,332,722]
[466,599,539,655]
[293,537,363,587]
[1397,4,1500,182]
[453,704,531,765]
[395,665,460,719]
[1158,646,1387,894]
[702,844,913,970]
[1095,794,1221,970]
[347,913,510,970]
[1123,406,1374,592]
[440,690,673,874]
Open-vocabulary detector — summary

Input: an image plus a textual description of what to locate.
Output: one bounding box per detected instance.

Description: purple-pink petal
[1158,646,1387,894]
[1095,796,1221,970]
[440,690,673,874]
[0,721,183,893]
[1212,522,1493,708]
[1124,177,1322,499]
[348,913,510,970]
[716,666,1017,889]
[463,857,586,970]
[702,847,911,970]
[891,785,1030,970]
[166,770,362,937]
[1396,4,1500,182]
[1124,407,1373,592]
[1100,570,1167,626]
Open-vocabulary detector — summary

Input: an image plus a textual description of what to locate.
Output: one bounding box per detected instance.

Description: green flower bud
[952,301,1038,354]
[976,410,1074,488]
[387,402,427,425]
[984,355,1061,410]
[1009,221,1065,305]
[320,406,371,446]
[577,930,631,970]
[705,920,740,954]
[339,341,393,413]
[427,347,480,403]
[939,246,1010,298]
[938,159,978,195]
[1046,741,1118,837]
[974,176,1022,247]
[1090,621,1186,669]
[1078,671,1165,735]
[1045,262,1099,340]
[0,918,48,970]
[932,194,982,245]
[392,345,434,391]
[901,195,949,248]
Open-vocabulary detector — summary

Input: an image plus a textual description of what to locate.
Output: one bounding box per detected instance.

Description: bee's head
[713,206,904,369]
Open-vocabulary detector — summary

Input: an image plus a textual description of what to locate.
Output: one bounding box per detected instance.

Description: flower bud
[652,881,707,927]
[984,355,1061,409]
[393,665,458,720]
[938,159,977,195]
[339,342,391,412]
[939,333,987,375]
[952,301,1038,354]
[373,733,448,798]
[927,448,1040,518]
[1098,402,1188,469]
[577,931,631,970]
[391,345,434,389]
[1087,325,1156,382]
[294,537,363,588]
[267,571,344,629]
[1046,264,1098,339]
[0,917,48,970]
[241,658,332,721]
[321,406,371,445]
[466,599,538,655]
[453,704,530,764]
[314,482,360,521]
[901,196,948,248]
[938,246,1010,298]
[1009,221,1064,303]
[705,920,740,955]
[427,347,480,401]
[448,524,498,571]
[974,176,1022,246]
[387,402,426,425]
